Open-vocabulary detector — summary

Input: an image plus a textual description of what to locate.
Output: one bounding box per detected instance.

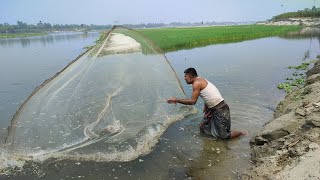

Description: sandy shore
[100,33,142,55]
[242,60,320,179]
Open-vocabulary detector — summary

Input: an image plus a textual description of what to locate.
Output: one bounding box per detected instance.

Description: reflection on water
[1,29,320,179]
[281,27,320,39]
[0,32,100,137]
[0,32,97,48]
[279,28,320,61]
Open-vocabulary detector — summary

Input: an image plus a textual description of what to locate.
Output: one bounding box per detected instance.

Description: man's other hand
[167,97,178,104]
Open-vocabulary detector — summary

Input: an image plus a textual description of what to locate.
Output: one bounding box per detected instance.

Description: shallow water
[164,36,320,179]
[1,32,320,179]
[0,32,100,131]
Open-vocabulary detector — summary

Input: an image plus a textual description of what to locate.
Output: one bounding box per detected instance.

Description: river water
[0,32,99,131]
[0,30,320,179]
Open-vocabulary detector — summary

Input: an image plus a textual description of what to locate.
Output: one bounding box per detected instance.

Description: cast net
[3,26,196,162]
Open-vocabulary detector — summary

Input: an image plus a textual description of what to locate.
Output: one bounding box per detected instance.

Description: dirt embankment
[242,60,320,179]
[257,18,320,26]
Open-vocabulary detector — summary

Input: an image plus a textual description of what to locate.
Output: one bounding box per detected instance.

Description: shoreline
[242,59,320,179]
[0,32,47,38]
[0,30,102,39]
[257,17,320,26]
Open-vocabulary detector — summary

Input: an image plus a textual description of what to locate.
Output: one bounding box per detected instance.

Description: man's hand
[167,97,178,104]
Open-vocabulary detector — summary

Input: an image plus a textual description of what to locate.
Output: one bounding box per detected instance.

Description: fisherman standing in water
[167,68,246,139]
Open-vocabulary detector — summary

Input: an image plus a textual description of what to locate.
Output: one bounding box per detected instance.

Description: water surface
[0,32,99,133]
[1,32,320,179]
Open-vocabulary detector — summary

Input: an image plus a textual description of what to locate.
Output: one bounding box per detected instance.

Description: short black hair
[184,67,198,77]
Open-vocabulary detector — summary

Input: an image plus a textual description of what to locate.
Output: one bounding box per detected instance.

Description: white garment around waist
[199,78,224,108]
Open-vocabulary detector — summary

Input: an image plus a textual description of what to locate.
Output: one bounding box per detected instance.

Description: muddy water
[1,32,320,179]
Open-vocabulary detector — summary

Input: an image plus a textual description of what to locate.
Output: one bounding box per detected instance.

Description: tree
[17,21,27,28]
[43,22,52,29]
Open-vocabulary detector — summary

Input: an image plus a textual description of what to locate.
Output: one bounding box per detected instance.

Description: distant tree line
[122,21,251,29]
[0,20,254,34]
[272,6,320,21]
[0,21,113,34]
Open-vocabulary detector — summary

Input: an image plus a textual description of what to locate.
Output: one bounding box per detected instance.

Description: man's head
[184,67,198,84]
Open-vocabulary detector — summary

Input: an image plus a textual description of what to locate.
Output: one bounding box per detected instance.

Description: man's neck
[191,76,198,84]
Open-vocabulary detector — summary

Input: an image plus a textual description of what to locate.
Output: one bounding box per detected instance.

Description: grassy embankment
[0,32,46,38]
[137,25,301,52]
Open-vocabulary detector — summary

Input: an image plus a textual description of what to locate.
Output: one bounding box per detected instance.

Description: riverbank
[242,59,320,179]
[258,17,320,26]
[0,30,98,39]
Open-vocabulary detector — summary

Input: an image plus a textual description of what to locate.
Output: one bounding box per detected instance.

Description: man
[167,68,246,139]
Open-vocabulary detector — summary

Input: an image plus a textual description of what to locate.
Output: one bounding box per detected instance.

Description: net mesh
[4,26,196,162]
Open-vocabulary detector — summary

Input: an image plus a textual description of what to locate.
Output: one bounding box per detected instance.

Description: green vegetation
[0,21,113,39]
[137,25,301,52]
[86,30,111,56]
[277,60,317,93]
[84,31,109,51]
[273,6,320,20]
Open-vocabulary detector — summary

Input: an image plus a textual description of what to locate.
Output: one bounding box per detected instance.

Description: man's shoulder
[193,77,207,88]
[196,77,208,84]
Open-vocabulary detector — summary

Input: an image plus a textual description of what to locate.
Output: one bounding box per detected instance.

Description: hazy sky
[1,0,319,25]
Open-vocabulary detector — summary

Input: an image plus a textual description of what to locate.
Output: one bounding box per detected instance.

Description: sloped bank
[242,60,320,179]
[257,18,320,26]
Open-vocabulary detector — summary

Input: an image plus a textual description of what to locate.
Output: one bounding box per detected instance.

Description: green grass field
[0,32,46,38]
[137,25,301,52]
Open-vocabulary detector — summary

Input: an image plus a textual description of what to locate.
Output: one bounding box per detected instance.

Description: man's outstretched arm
[167,82,201,105]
